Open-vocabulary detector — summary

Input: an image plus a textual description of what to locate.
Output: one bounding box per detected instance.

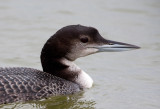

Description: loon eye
[80,37,88,43]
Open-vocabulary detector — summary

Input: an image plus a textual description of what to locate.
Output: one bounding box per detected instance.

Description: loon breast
[0,67,80,104]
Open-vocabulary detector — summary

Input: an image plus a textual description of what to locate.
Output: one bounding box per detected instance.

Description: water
[0,0,160,109]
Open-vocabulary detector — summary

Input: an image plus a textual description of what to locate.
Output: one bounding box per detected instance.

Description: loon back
[0,67,80,104]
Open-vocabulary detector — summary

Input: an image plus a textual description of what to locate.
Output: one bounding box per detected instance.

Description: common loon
[0,25,140,104]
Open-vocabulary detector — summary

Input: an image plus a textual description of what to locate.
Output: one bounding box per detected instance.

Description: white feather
[75,70,93,88]
[61,58,93,89]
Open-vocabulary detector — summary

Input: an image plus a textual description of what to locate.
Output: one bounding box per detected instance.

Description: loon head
[41,25,140,88]
[42,25,140,61]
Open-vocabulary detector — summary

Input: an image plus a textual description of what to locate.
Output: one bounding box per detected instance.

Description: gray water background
[0,0,160,109]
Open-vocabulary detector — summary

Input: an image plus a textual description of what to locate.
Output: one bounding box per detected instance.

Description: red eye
[80,37,88,43]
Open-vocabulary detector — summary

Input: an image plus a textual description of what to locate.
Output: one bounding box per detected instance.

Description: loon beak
[93,39,140,52]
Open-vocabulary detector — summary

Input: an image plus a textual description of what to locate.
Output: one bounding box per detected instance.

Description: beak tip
[134,45,141,49]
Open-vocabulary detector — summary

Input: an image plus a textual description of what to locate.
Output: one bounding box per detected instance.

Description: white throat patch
[76,70,93,89]
[61,58,93,89]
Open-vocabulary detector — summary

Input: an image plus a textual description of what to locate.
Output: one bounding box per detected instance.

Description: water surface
[0,0,160,109]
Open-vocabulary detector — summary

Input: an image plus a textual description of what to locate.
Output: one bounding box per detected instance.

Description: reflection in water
[0,92,96,109]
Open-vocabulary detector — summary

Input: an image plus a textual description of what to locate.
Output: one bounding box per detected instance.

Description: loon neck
[41,57,93,89]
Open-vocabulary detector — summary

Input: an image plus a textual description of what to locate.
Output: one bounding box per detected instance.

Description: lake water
[0,0,160,109]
